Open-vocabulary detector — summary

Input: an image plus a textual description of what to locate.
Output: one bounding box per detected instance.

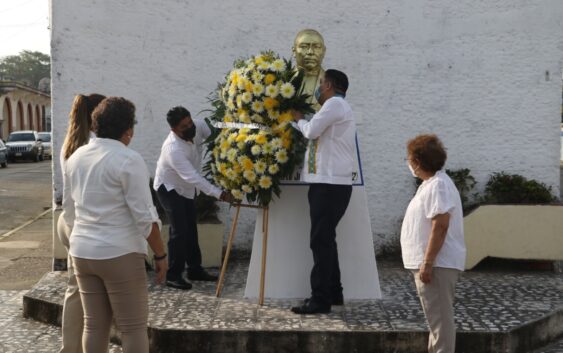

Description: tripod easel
[215,203,270,306]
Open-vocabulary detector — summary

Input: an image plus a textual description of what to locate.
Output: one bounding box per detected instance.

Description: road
[0,160,52,289]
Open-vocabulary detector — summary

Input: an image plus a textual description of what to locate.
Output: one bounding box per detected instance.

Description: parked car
[0,139,8,168]
[6,130,44,162]
[38,132,52,159]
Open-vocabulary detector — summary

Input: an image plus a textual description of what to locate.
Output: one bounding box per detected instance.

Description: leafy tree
[0,50,50,88]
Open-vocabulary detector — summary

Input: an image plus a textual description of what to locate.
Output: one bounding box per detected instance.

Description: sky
[0,0,50,58]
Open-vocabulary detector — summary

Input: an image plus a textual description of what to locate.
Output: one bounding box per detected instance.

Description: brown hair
[407,134,447,173]
[92,97,136,140]
[62,94,105,160]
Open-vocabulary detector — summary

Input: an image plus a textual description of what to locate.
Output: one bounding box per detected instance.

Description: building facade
[50,0,563,253]
[0,81,51,141]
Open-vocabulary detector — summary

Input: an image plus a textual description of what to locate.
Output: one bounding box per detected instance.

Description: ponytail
[62,93,105,160]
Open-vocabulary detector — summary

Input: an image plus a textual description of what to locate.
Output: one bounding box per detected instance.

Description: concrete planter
[148,222,225,269]
[464,204,563,269]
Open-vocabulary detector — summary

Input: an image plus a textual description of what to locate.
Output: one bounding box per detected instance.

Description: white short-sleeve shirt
[400,170,466,271]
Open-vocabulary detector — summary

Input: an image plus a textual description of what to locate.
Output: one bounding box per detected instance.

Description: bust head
[292,29,326,75]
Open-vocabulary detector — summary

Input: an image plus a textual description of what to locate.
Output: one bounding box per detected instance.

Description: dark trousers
[308,183,352,306]
[156,185,202,280]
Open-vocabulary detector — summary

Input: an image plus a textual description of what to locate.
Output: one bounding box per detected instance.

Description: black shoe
[291,299,331,314]
[187,269,218,282]
[304,294,343,306]
[166,278,193,290]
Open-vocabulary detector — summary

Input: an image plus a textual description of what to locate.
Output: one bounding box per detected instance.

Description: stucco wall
[51,0,563,253]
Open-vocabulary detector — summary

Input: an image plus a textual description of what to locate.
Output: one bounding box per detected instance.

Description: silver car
[0,139,7,168]
[38,132,52,160]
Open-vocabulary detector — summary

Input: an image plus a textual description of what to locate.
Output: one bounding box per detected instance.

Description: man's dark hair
[92,97,136,140]
[324,69,349,95]
[167,106,190,128]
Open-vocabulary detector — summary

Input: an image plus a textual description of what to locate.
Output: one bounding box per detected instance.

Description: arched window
[1,98,12,140]
[16,101,24,131]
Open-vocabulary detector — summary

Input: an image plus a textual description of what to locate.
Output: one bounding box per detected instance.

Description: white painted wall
[51,0,563,253]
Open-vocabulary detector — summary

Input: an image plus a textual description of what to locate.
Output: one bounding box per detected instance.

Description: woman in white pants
[401,134,466,353]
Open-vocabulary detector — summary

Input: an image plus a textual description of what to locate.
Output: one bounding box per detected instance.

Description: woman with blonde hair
[57,93,105,353]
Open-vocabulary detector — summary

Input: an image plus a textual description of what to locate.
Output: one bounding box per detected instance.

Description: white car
[38,132,52,159]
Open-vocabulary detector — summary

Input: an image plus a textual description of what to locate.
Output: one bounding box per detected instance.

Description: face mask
[182,125,196,140]
[407,161,418,177]
[314,86,322,101]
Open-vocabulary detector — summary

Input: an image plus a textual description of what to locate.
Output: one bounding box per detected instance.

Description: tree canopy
[0,50,50,89]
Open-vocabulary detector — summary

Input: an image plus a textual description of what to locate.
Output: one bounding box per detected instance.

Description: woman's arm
[146,223,168,284]
[419,212,450,284]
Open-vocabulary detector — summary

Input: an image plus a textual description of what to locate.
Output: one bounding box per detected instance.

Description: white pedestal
[244,185,381,299]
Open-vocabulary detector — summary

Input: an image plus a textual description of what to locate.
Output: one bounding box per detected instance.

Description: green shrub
[481,172,556,204]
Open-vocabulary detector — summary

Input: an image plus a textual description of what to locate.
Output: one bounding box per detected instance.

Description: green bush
[481,172,556,204]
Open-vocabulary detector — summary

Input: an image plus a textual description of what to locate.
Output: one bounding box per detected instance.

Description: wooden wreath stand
[215,203,269,305]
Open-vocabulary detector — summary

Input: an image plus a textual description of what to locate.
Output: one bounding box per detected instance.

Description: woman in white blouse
[401,134,466,353]
[62,97,167,353]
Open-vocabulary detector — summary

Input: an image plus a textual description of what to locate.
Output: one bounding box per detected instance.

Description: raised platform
[22,256,563,353]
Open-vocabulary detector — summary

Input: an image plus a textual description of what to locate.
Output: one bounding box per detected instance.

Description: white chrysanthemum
[275,149,289,164]
[258,175,272,189]
[226,99,235,111]
[236,95,243,108]
[265,84,279,98]
[241,184,253,193]
[268,164,279,175]
[220,151,227,159]
[254,160,267,174]
[262,143,273,155]
[227,149,238,162]
[232,189,244,200]
[270,138,283,150]
[243,170,257,182]
[227,133,237,143]
[226,170,237,180]
[258,62,270,71]
[267,109,280,121]
[252,114,264,124]
[237,141,246,150]
[251,71,263,82]
[251,145,261,156]
[270,59,285,72]
[251,101,264,113]
[239,113,251,124]
[280,82,295,99]
[241,92,253,104]
[252,82,265,96]
[228,84,237,96]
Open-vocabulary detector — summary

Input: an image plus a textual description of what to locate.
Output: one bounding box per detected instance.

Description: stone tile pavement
[8,256,563,352]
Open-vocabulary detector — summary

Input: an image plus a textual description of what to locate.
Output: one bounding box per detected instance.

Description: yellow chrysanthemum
[218,163,228,175]
[237,141,245,150]
[242,185,253,193]
[264,73,276,85]
[254,56,265,65]
[270,59,285,72]
[251,145,261,156]
[226,99,235,111]
[282,136,291,149]
[268,164,279,175]
[245,81,254,93]
[220,139,230,151]
[255,160,267,174]
[227,133,237,143]
[237,77,246,90]
[268,109,280,121]
[226,170,237,180]
[255,134,267,145]
[263,97,279,110]
[280,82,295,99]
[265,84,279,98]
[241,158,254,171]
[258,175,272,189]
[224,113,234,122]
[275,149,288,164]
[232,189,244,200]
[251,101,264,113]
[235,134,247,143]
[233,163,242,174]
[243,170,257,182]
[278,111,293,123]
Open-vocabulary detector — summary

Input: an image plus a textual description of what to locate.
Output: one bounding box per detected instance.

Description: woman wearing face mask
[400,134,466,353]
[62,97,167,353]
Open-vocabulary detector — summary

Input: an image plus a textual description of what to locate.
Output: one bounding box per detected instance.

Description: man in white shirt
[154,106,230,290]
[290,69,355,314]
